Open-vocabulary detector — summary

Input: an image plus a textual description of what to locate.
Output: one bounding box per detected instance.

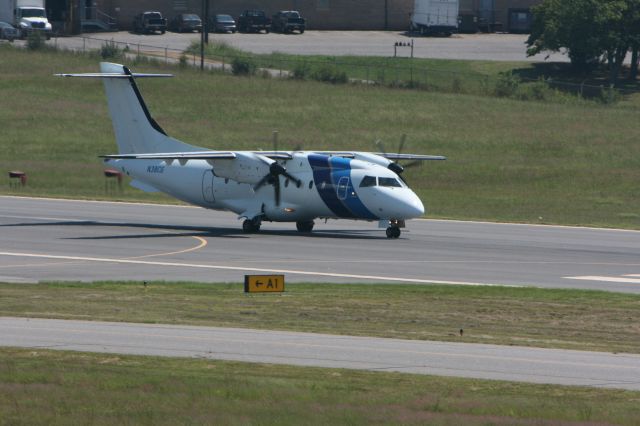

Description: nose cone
[378,189,424,219]
[402,191,425,218]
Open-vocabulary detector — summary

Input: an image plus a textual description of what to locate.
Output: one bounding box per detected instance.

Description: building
[46,0,541,35]
[459,0,537,33]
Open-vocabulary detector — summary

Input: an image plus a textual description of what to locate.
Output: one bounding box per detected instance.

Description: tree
[527,0,606,70]
[527,0,640,85]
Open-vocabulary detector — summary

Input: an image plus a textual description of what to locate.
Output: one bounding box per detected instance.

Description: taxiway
[1,196,639,293]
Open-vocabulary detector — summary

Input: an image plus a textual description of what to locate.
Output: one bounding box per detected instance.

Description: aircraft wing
[376,153,447,161]
[312,152,446,161]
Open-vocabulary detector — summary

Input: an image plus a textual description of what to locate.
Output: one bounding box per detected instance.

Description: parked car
[211,14,236,33]
[169,13,201,33]
[132,11,167,34]
[237,10,270,33]
[0,21,18,41]
[270,10,305,34]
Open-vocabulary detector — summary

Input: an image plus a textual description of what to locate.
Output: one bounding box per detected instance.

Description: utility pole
[204,0,210,44]
[200,0,205,70]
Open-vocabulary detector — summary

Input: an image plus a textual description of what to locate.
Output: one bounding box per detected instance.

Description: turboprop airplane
[58,62,445,238]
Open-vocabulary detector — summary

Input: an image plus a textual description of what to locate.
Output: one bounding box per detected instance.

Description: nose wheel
[386,226,401,239]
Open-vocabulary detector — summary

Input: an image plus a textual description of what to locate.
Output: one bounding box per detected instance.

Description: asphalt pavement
[1,196,639,293]
[2,317,639,390]
[34,30,570,62]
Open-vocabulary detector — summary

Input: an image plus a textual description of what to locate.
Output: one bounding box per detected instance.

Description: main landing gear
[242,217,261,233]
[242,218,315,234]
[296,220,314,233]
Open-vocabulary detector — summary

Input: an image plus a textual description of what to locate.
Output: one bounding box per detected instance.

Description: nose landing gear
[384,219,404,239]
[386,226,401,238]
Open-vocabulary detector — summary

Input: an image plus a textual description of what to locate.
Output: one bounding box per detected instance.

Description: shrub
[179,53,188,68]
[231,56,256,76]
[597,85,620,104]
[494,72,520,98]
[291,62,309,80]
[311,65,348,84]
[516,79,551,101]
[100,40,123,60]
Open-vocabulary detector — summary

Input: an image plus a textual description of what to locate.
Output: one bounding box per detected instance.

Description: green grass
[190,40,640,101]
[1,348,639,425]
[2,281,640,354]
[2,45,640,228]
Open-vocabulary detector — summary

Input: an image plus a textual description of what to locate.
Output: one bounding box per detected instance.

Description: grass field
[2,281,640,354]
[191,40,640,100]
[1,347,639,425]
[1,45,640,228]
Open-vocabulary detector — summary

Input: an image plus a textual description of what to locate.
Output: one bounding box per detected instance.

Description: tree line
[527,0,640,85]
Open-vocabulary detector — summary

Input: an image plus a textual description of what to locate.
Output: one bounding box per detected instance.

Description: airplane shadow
[0,220,388,241]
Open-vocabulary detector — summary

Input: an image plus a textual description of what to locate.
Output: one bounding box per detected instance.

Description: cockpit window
[379,177,402,187]
[359,175,377,187]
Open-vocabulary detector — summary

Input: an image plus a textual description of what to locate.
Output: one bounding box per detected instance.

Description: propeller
[376,134,422,183]
[254,131,302,206]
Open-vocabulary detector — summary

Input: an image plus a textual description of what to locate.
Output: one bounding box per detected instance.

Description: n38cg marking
[57,62,445,238]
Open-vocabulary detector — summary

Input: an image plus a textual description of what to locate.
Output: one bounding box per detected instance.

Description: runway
[2,317,639,390]
[1,196,640,293]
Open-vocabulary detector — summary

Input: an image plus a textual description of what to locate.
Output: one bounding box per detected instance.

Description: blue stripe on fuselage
[308,154,378,220]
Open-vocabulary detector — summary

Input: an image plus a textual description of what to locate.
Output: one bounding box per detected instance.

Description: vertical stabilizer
[99,62,201,154]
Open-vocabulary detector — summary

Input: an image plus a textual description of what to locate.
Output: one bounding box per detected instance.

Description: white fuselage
[106,152,425,223]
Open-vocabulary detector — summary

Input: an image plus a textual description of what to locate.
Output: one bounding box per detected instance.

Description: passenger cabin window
[379,177,402,188]
[359,175,377,187]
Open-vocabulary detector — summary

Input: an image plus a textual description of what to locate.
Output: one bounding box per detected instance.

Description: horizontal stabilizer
[101,151,294,161]
[101,151,237,160]
[55,73,173,78]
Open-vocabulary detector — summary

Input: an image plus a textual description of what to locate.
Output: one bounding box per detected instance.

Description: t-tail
[57,62,201,154]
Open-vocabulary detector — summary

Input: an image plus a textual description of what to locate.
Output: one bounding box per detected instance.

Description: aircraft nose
[402,192,425,218]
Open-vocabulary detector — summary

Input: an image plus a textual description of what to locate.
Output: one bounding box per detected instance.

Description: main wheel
[242,219,261,233]
[296,220,314,233]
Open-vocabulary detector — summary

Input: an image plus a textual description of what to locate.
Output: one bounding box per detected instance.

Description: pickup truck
[237,10,270,33]
[270,10,305,34]
[133,11,167,34]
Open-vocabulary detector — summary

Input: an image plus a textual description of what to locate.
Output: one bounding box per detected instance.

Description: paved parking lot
[44,30,569,63]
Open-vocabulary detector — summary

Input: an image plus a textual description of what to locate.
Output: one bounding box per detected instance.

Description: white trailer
[0,0,52,39]
[410,0,459,36]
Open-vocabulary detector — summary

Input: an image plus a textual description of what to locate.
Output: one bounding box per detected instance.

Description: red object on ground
[104,168,123,183]
[8,171,27,186]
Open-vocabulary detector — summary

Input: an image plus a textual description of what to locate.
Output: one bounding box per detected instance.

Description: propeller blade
[398,134,406,157]
[272,130,279,153]
[254,174,270,191]
[282,171,302,188]
[274,175,281,206]
[375,139,386,155]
